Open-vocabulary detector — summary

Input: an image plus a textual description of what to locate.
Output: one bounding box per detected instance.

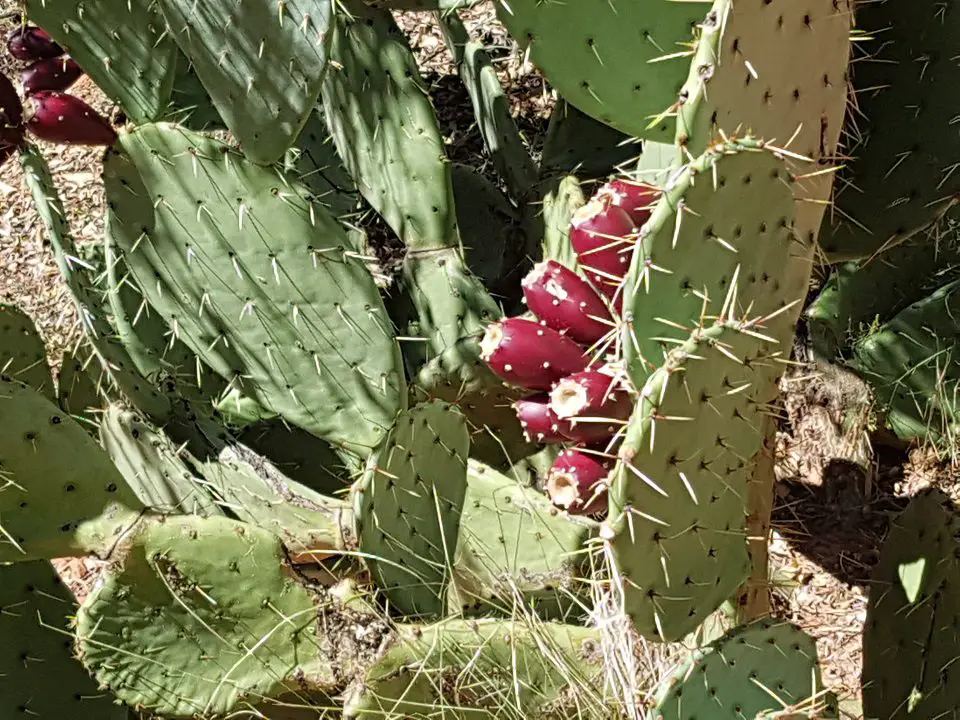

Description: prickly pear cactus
[1,560,127,718]
[0,379,143,562]
[355,400,469,617]
[156,0,333,164]
[0,303,54,399]
[863,489,960,719]
[55,346,103,422]
[103,123,405,458]
[652,619,830,719]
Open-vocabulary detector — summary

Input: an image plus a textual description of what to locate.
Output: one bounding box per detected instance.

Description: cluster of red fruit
[1,23,117,168]
[480,178,660,517]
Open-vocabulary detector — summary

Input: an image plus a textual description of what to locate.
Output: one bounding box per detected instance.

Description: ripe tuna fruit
[480,317,587,391]
[6,25,64,62]
[0,72,24,168]
[22,57,83,95]
[521,260,614,346]
[549,368,632,442]
[26,92,117,146]
[546,447,612,516]
[600,178,660,227]
[569,194,635,300]
[514,395,568,444]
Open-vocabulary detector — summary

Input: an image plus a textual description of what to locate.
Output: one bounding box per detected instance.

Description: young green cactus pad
[162,51,225,131]
[849,280,960,444]
[76,515,333,717]
[24,0,177,123]
[0,303,54,398]
[355,400,469,618]
[651,618,829,719]
[0,560,127,719]
[156,0,332,164]
[539,100,639,181]
[285,107,358,218]
[540,174,586,269]
[103,123,405,458]
[447,459,598,618]
[817,0,960,261]
[99,404,222,516]
[608,321,781,641]
[0,379,143,562]
[494,0,710,141]
[20,142,172,420]
[863,489,960,719]
[621,139,796,387]
[322,0,458,251]
[55,346,103,421]
[343,618,610,718]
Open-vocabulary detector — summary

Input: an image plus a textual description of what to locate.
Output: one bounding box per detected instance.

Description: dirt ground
[1,3,953,716]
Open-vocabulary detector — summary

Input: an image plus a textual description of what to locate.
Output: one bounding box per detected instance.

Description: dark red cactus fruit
[549,368,632,443]
[514,395,568,444]
[545,446,612,516]
[569,193,635,301]
[25,92,117,146]
[480,317,588,391]
[22,57,83,95]
[600,178,660,227]
[0,72,24,169]
[6,25,64,62]
[521,260,614,346]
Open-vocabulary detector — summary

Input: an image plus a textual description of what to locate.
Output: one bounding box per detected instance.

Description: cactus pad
[448,459,598,618]
[863,489,960,719]
[55,346,103,422]
[495,0,710,141]
[540,100,639,181]
[652,619,829,719]
[0,304,54,398]
[355,400,469,617]
[76,515,332,717]
[25,0,177,123]
[1,560,127,718]
[0,379,143,561]
[608,322,780,641]
[156,0,333,164]
[286,107,358,218]
[322,0,457,251]
[103,123,404,458]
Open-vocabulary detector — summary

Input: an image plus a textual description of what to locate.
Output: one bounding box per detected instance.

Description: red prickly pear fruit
[546,446,612,516]
[521,260,614,346]
[600,178,660,227]
[569,194,635,300]
[22,57,83,95]
[549,368,632,443]
[6,25,64,62]
[514,395,568,444]
[0,72,25,169]
[25,92,117,146]
[480,317,588,391]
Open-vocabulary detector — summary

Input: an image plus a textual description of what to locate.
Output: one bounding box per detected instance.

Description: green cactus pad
[322,0,458,251]
[441,16,537,201]
[55,346,103,423]
[609,322,780,641]
[540,174,585,270]
[345,618,608,718]
[99,404,222,516]
[652,619,829,719]
[76,515,333,717]
[1,560,127,719]
[25,0,177,123]
[368,0,484,9]
[622,139,796,386]
[156,0,332,164]
[0,379,143,562]
[863,489,960,719]
[286,108,358,218]
[850,280,960,443]
[355,400,469,618]
[539,100,640,181]
[448,459,598,618]
[0,304,54,399]
[162,51,225,131]
[495,0,710,141]
[103,123,405,458]
[20,143,172,421]
[818,0,960,261]
[806,236,960,359]
[193,447,352,561]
